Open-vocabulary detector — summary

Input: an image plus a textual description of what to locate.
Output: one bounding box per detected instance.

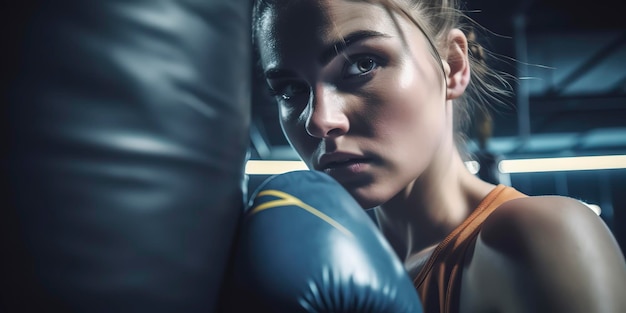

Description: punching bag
[2,1,250,312]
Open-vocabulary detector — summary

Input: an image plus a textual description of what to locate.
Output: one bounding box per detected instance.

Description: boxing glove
[220,170,423,312]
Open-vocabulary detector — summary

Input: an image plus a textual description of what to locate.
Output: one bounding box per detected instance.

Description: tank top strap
[413,184,526,288]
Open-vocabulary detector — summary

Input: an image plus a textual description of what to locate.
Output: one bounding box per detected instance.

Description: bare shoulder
[462,195,626,313]
[481,195,611,253]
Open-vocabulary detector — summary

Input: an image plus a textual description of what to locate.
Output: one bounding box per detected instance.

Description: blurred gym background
[245,0,626,252]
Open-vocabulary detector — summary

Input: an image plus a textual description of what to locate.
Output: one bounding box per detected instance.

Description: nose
[304,83,349,139]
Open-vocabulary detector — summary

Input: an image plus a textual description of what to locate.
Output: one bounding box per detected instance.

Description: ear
[442,29,470,100]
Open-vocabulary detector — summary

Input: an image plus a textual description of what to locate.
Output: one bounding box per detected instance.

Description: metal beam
[545,31,626,96]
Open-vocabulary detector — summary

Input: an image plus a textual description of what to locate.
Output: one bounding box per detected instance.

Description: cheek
[279,113,316,163]
[364,68,448,170]
[400,63,446,128]
[365,72,445,137]
[279,112,300,146]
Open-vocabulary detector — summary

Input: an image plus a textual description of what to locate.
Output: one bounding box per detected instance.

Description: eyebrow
[265,30,390,80]
[319,30,390,65]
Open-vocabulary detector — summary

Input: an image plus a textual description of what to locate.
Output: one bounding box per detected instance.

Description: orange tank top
[413,185,526,313]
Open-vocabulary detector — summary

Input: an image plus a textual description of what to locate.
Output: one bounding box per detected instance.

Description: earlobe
[444,29,470,100]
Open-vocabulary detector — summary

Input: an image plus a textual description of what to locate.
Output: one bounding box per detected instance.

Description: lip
[317,152,372,173]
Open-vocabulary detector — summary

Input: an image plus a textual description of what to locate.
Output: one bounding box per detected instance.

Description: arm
[468,196,626,313]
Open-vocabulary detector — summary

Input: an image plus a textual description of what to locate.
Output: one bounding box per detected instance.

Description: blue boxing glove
[220,170,423,312]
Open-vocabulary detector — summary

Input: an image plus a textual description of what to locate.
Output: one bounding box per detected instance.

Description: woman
[252,0,626,312]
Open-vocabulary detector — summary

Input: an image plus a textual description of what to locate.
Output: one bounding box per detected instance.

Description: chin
[323,171,387,209]
[348,188,387,210]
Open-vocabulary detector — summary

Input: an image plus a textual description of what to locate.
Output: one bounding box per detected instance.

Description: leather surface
[221,171,423,312]
[3,1,251,312]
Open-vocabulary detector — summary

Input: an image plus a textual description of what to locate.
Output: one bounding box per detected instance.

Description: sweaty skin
[256,1,626,312]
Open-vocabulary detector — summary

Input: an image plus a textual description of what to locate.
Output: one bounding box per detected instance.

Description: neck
[375,146,495,262]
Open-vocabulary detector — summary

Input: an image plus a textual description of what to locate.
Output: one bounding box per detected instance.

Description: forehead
[256,0,398,68]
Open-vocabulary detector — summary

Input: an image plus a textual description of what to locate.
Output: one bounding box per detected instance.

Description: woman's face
[257,0,455,208]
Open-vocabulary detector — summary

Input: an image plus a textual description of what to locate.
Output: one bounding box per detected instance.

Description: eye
[344,55,379,77]
[268,81,309,101]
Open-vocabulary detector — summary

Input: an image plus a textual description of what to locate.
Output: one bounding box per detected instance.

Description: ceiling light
[498,155,626,173]
[245,160,309,175]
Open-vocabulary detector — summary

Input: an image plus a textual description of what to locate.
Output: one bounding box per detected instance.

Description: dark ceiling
[249,0,626,161]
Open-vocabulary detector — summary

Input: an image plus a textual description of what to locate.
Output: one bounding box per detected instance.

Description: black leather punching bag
[2,1,251,312]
